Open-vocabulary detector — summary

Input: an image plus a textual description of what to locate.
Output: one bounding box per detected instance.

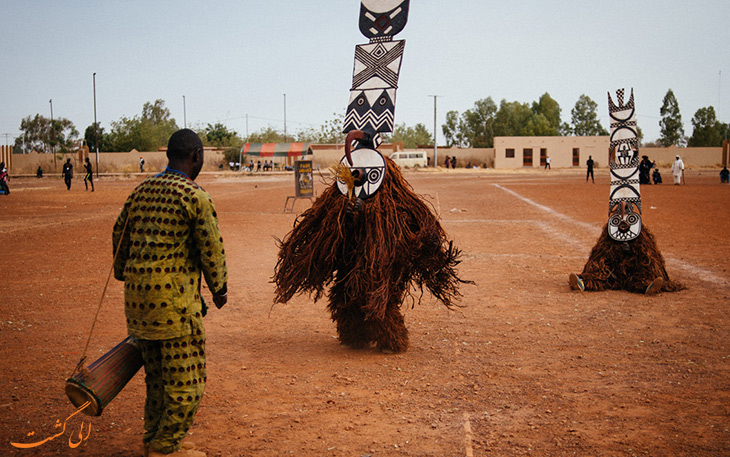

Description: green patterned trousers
[137,332,206,453]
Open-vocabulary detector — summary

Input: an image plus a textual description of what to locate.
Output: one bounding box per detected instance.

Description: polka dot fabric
[138,328,206,453]
[112,170,228,340]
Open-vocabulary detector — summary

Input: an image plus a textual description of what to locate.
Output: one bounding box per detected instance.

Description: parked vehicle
[389,151,427,168]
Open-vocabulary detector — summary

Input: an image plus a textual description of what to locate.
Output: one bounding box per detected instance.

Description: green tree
[494,100,532,137]
[295,113,345,144]
[442,110,465,147]
[385,122,433,148]
[248,126,286,143]
[460,97,498,147]
[570,94,608,136]
[658,89,686,147]
[204,123,241,148]
[84,122,112,152]
[522,113,554,136]
[688,106,724,147]
[14,114,78,153]
[107,99,179,151]
[530,92,562,135]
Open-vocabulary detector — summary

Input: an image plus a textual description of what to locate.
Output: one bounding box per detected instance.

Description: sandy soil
[1,167,729,457]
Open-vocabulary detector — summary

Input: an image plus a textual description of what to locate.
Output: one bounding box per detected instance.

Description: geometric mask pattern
[359,0,410,40]
[336,148,387,199]
[343,1,409,139]
[352,41,405,90]
[607,88,642,241]
[344,88,396,134]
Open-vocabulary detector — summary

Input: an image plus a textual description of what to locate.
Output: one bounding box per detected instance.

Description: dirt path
[1,169,729,456]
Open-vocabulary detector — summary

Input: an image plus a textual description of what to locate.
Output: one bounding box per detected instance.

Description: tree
[107,99,179,151]
[658,89,686,147]
[385,122,433,148]
[570,94,608,136]
[530,92,562,135]
[204,123,241,148]
[14,114,78,153]
[295,113,346,144]
[442,110,465,147]
[494,100,532,137]
[84,122,112,152]
[442,94,565,147]
[688,106,724,147]
[460,97,498,147]
[248,126,287,143]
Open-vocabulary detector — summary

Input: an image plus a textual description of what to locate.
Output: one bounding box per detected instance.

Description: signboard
[295,160,313,197]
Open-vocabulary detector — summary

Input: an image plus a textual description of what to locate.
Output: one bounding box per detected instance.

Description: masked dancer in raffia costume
[569,89,683,295]
[273,0,470,353]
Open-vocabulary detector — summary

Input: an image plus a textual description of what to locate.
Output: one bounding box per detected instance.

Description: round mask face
[607,204,642,242]
[336,148,386,199]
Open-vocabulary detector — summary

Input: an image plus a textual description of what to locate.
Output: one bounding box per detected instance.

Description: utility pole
[183,95,187,129]
[93,73,99,177]
[429,95,439,168]
[49,99,56,168]
[283,93,287,142]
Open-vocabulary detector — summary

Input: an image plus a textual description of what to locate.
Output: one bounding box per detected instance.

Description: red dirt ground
[1,167,729,457]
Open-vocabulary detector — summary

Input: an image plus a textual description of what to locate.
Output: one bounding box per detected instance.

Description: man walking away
[113,129,229,457]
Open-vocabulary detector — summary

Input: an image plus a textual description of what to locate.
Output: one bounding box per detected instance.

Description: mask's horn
[344,130,371,166]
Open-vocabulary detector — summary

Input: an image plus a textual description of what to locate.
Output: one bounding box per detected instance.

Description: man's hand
[213,293,227,309]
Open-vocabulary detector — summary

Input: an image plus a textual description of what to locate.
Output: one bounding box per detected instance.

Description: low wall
[301,145,495,170]
[10,149,226,175]
[641,146,722,168]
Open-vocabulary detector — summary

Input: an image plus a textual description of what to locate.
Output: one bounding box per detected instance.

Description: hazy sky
[2,0,729,147]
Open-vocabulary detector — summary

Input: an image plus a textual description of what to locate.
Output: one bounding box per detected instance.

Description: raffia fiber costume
[571,88,682,294]
[274,155,468,353]
[579,223,683,293]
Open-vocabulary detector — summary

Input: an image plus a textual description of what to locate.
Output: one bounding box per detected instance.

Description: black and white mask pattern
[343,1,409,138]
[359,0,410,40]
[336,148,386,199]
[607,88,642,241]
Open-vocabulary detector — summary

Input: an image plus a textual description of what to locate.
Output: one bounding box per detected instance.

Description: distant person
[639,155,653,184]
[545,156,551,170]
[652,168,663,184]
[444,155,450,169]
[36,165,43,178]
[721,167,729,183]
[450,156,456,169]
[62,158,73,190]
[427,156,431,167]
[671,155,684,185]
[139,156,145,173]
[256,160,261,172]
[586,155,594,183]
[83,157,94,191]
[0,162,9,195]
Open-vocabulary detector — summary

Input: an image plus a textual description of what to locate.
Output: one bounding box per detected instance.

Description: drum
[65,336,143,416]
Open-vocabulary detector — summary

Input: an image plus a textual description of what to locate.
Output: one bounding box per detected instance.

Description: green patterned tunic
[113,169,227,340]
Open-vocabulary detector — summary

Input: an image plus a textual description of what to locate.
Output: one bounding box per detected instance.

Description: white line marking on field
[493,184,729,287]
[464,412,474,457]
[492,184,599,233]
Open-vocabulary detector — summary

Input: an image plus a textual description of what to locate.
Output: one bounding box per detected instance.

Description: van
[389,151,428,168]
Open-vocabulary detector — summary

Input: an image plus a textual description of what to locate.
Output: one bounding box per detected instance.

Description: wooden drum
[65,336,143,416]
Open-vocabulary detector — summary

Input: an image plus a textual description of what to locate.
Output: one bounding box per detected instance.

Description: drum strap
[71,214,130,378]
